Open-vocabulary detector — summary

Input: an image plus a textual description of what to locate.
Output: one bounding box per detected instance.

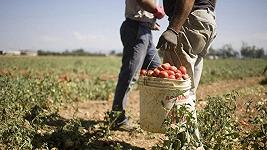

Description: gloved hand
[153,6,165,19]
[156,28,179,51]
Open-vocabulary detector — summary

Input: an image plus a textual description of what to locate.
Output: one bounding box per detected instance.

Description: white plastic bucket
[138,76,192,133]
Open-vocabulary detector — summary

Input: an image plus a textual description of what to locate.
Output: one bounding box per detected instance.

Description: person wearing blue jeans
[111,0,165,130]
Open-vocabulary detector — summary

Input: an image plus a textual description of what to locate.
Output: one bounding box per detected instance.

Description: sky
[0,0,267,53]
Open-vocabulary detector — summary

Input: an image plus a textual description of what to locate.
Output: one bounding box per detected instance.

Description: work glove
[153,6,165,19]
[156,28,179,51]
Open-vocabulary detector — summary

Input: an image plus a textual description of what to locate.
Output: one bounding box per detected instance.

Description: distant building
[1,50,38,56]
[21,50,38,56]
[206,55,219,60]
[3,50,21,56]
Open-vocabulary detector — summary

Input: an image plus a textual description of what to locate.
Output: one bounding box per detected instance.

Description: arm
[168,0,195,32]
[156,0,195,50]
[136,0,157,13]
[136,0,165,19]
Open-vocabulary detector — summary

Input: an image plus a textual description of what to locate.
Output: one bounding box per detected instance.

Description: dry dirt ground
[59,76,266,150]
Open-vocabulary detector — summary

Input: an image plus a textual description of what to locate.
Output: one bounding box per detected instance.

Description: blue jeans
[112,18,161,125]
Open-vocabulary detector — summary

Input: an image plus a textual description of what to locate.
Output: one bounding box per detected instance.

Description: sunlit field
[0,56,266,149]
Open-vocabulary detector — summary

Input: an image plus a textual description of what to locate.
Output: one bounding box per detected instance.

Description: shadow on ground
[30,112,143,150]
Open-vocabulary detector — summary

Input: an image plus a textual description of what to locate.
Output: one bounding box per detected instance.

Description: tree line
[35,43,266,59]
[208,42,266,58]
[37,49,107,56]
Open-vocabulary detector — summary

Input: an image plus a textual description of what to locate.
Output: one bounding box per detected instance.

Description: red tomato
[140,69,147,76]
[167,70,175,76]
[179,66,187,74]
[176,69,182,74]
[169,75,176,79]
[153,68,160,77]
[175,72,182,80]
[147,70,154,77]
[182,74,190,80]
[159,71,169,78]
[161,63,171,70]
[157,66,165,71]
[169,66,178,72]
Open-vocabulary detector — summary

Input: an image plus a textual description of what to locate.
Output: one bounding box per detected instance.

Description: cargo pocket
[184,27,209,55]
[200,29,217,57]
[183,10,216,56]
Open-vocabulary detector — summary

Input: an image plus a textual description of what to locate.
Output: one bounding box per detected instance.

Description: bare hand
[151,22,160,30]
[154,6,165,19]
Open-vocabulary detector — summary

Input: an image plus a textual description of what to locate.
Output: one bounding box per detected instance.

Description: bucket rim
[138,76,191,83]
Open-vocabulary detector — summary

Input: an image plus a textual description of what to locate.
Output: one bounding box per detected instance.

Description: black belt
[125,18,140,24]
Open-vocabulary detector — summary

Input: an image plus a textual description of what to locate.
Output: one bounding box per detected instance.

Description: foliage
[241,42,265,58]
[37,49,107,56]
[207,43,266,58]
[218,44,240,58]
[0,74,63,149]
[0,56,266,149]
[152,92,240,150]
[240,101,267,149]
[198,92,240,149]
[0,74,116,149]
[206,44,240,58]
[152,105,200,150]
[260,76,267,85]
[152,91,267,150]
[0,56,118,101]
[201,58,266,84]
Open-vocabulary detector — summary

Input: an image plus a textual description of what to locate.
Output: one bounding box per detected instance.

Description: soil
[59,76,266,150]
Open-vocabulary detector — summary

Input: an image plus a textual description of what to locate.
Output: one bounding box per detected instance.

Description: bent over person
[156,0,217,148]
[110,0,165,131]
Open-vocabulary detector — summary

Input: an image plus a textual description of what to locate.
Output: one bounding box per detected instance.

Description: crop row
[0,56,266,149]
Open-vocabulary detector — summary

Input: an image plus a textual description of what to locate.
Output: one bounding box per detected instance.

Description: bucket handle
[145,52,157,71]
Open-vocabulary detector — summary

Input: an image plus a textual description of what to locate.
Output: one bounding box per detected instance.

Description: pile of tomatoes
[140,63,190,80]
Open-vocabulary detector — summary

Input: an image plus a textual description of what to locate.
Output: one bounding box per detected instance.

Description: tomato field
[0,56,267,149]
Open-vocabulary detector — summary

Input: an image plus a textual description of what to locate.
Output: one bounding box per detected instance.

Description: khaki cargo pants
[162,8,216,148]
[163,8,216,95]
